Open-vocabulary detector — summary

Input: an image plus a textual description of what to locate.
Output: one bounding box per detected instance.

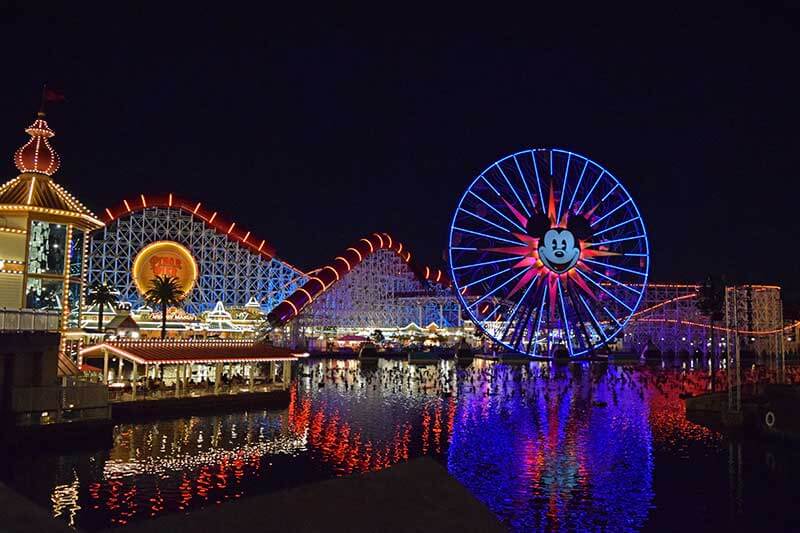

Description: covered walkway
[79,339,301,401]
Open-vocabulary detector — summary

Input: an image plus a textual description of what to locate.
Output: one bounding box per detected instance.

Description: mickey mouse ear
[567,215,592,240]
[526,213,551,237]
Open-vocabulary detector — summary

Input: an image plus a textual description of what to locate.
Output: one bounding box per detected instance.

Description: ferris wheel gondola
[448,149,649,357]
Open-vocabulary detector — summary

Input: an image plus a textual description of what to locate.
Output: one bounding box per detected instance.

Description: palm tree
[697,275,725,391]
[86,281,118,332]
[144,275,185,339]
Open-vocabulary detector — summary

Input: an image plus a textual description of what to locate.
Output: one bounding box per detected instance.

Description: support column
[268,361,275,383]
[249,364,255,390]
[176,364,182,397]
[118,356,124,382]
[215,363,222,394]
[132,361,138,398]
[102,348,109,385]
[283,360,291,388]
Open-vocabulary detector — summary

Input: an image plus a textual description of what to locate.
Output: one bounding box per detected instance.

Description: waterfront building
[0,110,103,353]
[0,110,108,425]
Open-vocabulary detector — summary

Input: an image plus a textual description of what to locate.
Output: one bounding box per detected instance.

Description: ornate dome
[13,112,60,175]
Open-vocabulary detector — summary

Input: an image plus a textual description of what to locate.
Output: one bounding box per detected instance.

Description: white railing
[0,308,61,332]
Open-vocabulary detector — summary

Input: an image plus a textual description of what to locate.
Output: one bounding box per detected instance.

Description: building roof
[1,112,103,228]
[105,314,140,331]
[0,174,100,222]
[57,351,81,377]
[79,339,299,364]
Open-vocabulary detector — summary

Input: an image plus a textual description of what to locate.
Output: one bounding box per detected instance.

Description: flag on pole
[44,88,66,103]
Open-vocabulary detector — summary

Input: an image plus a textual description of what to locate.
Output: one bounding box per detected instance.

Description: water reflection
[1,358,798,531]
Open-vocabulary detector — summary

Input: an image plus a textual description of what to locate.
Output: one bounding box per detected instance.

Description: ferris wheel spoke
[590,198,632,227]
[578,293,608,341]
[602,305,623,327]
[452,255,525,271]
[530,287,548,356]
[480,175,502,197]
[556,278,574,356]
[468,267,530,309]
[592,215,641,237]
[556,152,571,223]
[582,258,647,277]
[575,268,635,312]
[513,154,537,213]
[495,163,530,218]
[585,234,646,247]
[500,273,540,341]
[508,282,541,351]
[581,265,641,296]
[567,159,588,217]
[480,304,503,323]
[530,150,547,208]
[467,191,526,233]
[508,299,532,352]
[459,207,516,234]
[577,170,605,213]
[566,289,594,352]
[453,226,524,246]
[599,183,620,204]
[463,266,514,289]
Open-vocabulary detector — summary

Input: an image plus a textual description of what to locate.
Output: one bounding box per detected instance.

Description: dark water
[3,358,800,531]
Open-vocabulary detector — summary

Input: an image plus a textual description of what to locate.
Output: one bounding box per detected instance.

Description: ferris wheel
[448,149,649,357]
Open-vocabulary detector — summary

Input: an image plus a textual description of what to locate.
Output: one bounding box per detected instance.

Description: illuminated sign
[526,212,593,275]
[132,241,198,297]
[538,228,581,274]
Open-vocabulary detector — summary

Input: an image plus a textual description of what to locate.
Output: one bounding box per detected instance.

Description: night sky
[2,4,799,305]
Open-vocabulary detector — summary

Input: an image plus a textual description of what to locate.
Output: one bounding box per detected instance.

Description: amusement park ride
[1,108,794,363]
[79,149,794,359]
[448,148,649,358]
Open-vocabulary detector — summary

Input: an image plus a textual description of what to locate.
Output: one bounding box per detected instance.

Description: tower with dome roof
[0,108,103,359]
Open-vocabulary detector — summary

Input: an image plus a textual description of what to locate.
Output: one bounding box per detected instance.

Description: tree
[86,281,118,332]
[697,275,725,391]
[144,275,185,339]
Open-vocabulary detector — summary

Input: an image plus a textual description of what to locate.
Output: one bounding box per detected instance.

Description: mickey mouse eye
[552,239,557,249]
[561,239,567,249]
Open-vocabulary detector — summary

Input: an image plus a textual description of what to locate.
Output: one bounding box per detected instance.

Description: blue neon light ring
[448,148,649,357]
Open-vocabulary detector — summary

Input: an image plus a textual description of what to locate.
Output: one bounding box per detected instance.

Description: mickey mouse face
[538,228,580,273]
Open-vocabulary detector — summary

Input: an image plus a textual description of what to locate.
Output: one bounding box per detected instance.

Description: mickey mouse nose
[555,251,564,258]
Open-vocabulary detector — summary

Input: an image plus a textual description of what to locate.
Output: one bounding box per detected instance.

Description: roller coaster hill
[88,196,462,350]
[87,194,797,358]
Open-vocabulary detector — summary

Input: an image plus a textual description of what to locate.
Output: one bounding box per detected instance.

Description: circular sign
[132,241,198,298]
